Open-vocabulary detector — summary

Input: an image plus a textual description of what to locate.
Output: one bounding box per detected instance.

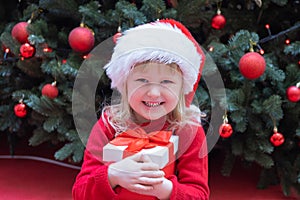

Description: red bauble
[42,82,59,99]
[113,32,122,44]
[286,86,300,102]
[270,132,284,147]
[239,52,266,79]
[11,22,29,44]
[20,43,35,58]
[14,102,27,118]
[211,14,226,30]
[219,123,233,138]
[68,27,95,53]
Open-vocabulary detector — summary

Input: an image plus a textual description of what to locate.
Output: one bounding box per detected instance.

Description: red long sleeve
[169,124,210,199]
[72,115,209,200]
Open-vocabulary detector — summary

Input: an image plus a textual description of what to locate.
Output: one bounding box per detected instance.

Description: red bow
[110,128,172,153]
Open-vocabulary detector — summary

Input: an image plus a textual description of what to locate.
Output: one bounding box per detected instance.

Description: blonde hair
[102,62,202,135]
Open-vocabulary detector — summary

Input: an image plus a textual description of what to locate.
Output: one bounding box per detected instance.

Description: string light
[256,43,264,55]
[259,49,265,55]
[259,23,300,44]
[208,46,214,52]
[265,24,272,36]
[285,38,291,45]
[83,54,91,59]
[43,47,52,53]
[265,24,270,29]
[284,34,291,45]
[4,48,10,59]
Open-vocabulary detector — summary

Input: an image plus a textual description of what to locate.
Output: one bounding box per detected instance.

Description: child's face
[126,62,183,123]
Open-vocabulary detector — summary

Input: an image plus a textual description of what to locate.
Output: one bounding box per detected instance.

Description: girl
[72,19,210,200]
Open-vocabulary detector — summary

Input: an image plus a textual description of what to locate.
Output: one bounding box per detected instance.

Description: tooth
[145,102,160,107]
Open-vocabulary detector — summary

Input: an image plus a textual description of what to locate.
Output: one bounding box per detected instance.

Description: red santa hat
[104,19,205,107]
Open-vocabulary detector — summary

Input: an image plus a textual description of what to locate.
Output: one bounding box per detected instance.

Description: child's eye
[136,78,148,83]
[161,80,174,84]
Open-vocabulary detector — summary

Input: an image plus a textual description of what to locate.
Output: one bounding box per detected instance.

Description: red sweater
[72,115,209,200]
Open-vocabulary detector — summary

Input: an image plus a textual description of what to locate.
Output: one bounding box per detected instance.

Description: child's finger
[130,183,154,192]
[138,176,164,185]
[140,162,160,171]
[129,152,147,162]
[139,154,153,163]
[141,170,165,178]
[130,153,155,164]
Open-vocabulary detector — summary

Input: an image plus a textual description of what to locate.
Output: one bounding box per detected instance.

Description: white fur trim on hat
[104,20,202,95]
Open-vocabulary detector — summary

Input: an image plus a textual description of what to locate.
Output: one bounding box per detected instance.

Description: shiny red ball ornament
[113,32,122,44]
[20,43,35,58]
[219,123,233,138]
[113,26,122,44]
[239,52,266,79]
[68,26,95,53]
[270,131,284,147]
[11,22,29,44]
[14,102,27,118]
[211,13,226,30]
[286,85,300,102]
[42,82,59,99]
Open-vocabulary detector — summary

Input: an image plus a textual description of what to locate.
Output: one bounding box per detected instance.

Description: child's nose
[147,85,161,97]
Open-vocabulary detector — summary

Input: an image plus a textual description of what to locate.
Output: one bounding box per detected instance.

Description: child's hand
[136,177,173,199]
[108,153,165,192]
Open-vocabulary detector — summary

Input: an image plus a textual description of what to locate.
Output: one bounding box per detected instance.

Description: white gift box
[103,135,179,169]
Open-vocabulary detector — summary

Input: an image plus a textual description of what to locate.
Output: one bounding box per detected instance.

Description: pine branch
[54,141,84,163]
[284,41,300,56]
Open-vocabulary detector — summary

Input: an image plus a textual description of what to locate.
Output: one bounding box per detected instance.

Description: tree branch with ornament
[209,25,300,148]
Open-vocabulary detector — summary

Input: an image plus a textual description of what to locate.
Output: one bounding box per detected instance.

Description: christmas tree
[0,0,299,197]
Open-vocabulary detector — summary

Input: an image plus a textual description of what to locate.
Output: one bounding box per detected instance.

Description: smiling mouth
[143,101,164,107]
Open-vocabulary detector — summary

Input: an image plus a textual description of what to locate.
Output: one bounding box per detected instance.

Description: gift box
[103,129,178,169]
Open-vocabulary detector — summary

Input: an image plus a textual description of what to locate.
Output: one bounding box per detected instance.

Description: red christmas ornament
[270,129,284,147]
[219,114,233,138]
[239,52,266,79]
[20,43,35,58]
[211,10,226,30]
[113,26,122,44]
[42,81,59,99]
[219,123,233,138]
[14,102,27,118]
[286,84,300,102]
[68,26,95,53]
[11,22,29,44]
[113,32,122,43]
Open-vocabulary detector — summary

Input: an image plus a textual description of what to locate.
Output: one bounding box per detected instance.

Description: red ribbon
[110,128,172,153]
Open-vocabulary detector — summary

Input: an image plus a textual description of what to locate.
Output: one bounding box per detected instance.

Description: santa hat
[104,19,205,107]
